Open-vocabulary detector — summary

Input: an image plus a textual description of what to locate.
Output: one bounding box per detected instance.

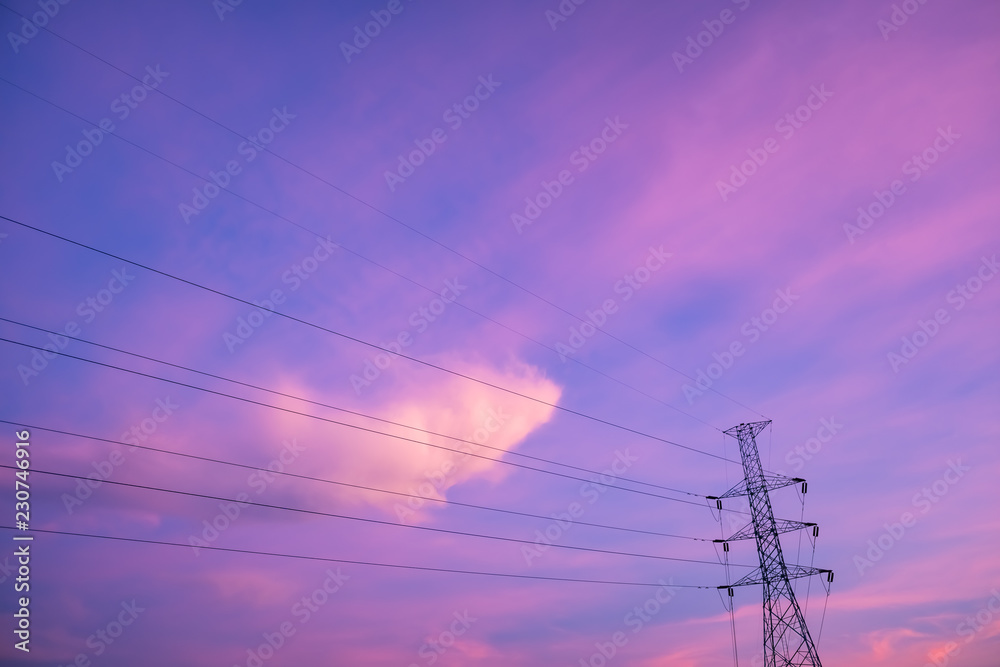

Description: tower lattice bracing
[711,420,828,667]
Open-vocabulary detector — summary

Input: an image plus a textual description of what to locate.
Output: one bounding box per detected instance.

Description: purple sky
[1,0,998,665]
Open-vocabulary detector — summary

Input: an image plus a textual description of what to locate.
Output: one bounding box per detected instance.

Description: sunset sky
[1,0,998,665]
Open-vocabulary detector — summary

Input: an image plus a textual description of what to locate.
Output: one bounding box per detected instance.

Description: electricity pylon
[708,420,831,667]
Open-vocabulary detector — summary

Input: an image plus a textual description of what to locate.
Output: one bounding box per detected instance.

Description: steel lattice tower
[709,420,830,667]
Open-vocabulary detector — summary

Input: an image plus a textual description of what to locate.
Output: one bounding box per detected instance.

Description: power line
[0,2,764,423]
[0,72,726,441]
[0,336,718,508]
[0,525,718,589]
[0,418,730,538]
[0,315,701,496]
[0,213,738,466]
[6,464,752,568]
